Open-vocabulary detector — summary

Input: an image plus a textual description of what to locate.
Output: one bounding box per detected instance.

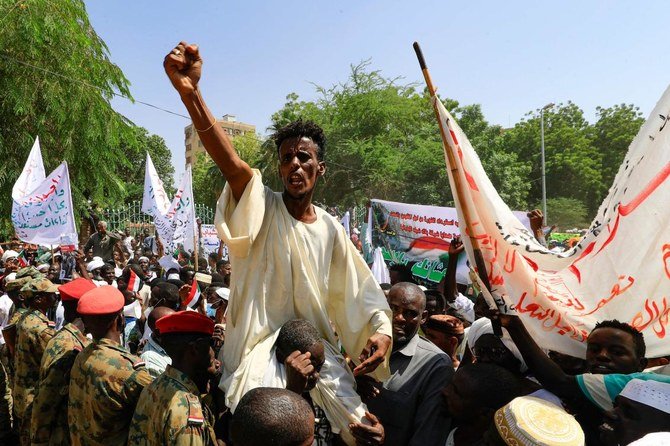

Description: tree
[499,103,602,214]
[191,133,262,209]
[593,104,644,195]
[122,127,175,203]
[0,0,137,234]
[546,197,590,229]
[267,61,531,210]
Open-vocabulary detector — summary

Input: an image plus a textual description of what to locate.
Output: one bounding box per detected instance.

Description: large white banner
[433,87,670,357]
[141,153,172,242]
[11,162,77,246]
[12,136,46,201]
[166,165,196,252]
[370,198,529,284]
[201,224,226,257]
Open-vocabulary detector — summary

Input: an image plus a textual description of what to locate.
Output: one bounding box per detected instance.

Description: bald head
[149,306,176,333]
[388,282,426,311]
[231,387,314,446]
[388,282,427,350]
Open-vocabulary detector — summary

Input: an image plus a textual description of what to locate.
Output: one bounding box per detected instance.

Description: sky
[84,1,670,181]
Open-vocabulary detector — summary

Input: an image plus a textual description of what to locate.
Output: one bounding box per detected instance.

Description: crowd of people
[0,41,668,446]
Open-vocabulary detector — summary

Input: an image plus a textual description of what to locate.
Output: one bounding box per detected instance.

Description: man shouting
[164,42,392,414]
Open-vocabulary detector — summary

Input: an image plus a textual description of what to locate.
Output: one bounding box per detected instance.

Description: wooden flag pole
[413,42,501,336]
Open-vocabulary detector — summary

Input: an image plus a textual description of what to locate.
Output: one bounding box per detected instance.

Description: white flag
[166,165,197,253]
[12,136,46,201]
[141,153,172,242]
[12,162,77,245]
[433,88,670,358]
[371,247,391,284]
[340,211,351,238]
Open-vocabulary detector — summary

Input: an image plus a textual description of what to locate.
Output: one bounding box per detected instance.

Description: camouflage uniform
[68,337,152,446]
[31,322,90,446]
[128,365,217,446]
[13,308,55,443]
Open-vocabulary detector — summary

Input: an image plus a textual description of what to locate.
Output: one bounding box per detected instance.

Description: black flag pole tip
[413,42,427,70]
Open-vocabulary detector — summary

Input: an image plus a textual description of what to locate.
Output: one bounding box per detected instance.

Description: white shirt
[0,294,13,345]
[449,293,475,323]
[215,170,392,410]
[140,336,171,378]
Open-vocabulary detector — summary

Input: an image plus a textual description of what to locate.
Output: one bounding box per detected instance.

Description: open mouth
[590,364,614,374]
[599,422,615,434]
[288,174,303,186]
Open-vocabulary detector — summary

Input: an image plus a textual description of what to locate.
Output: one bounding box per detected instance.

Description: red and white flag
[183,278,201,309]
[432,86,670,358]
[127,269,142,293]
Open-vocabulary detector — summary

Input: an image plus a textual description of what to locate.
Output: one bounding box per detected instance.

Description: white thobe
[215,170,392,410]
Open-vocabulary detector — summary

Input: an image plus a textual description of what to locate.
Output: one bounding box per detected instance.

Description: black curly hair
[591,319,646,359]
[272,120,326,161]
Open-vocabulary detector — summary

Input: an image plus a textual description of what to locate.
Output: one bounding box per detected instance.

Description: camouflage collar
[63,322,88,347]
[164,365,200,396]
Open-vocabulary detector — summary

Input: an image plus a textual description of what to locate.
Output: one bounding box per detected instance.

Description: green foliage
[121,127,175,202]
[545,197,590,229]
[499,102,643,219]
[0,0,173,238]
[267,61,531,210]
[192,133,262,209]
[593,104,644,193]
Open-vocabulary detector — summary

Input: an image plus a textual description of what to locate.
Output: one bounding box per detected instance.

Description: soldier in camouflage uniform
[68,285,153,446]
[129,311,217,446]
[13,277,59,445]
[31,278,96,446]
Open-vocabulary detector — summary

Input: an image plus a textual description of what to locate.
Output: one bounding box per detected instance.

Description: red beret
[77,285,124,315]
[155,311,214,336]
[59,278,97,302]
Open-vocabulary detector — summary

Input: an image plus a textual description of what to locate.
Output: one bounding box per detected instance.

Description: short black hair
[272,120,326,161]
[155,282,181,310]
[276,319,321,363]
[457,363,522,410]
[424,289,446,314]
[388,263,415,283]
[591,319,646,359]
[216,259,229,268]
[231,387,314,446]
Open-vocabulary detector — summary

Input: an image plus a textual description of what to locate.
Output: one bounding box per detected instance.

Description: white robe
[215,170,392,410]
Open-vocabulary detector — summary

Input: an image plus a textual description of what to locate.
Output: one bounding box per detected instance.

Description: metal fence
[101,201,215,234]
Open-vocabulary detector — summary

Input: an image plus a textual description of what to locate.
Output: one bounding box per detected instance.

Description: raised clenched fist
[163,41,203,96]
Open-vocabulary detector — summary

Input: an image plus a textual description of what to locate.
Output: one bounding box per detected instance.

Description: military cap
[21,278,59,297]
[156,311,214,336]
[59,278,96,302]
[5,276,32,292]
[15,266,43,280]
[77,285,124,315]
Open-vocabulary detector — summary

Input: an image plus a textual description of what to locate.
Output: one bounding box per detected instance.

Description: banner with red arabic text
[433,87,670,357]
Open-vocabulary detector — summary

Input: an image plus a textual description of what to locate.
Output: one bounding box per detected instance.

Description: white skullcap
[215,287,230,301]
[36,264,50,272]
[87,258,105,272]
[138,256,150,263]
[167,273,180,281]
[620,379,670,415]
[468,317,528,373]
[494,396,584,446]
[2,250,19,262]
[628,432,670,445]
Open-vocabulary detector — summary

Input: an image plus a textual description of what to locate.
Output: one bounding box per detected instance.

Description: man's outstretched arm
[495,312,581,400]
[164,41,253,201]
